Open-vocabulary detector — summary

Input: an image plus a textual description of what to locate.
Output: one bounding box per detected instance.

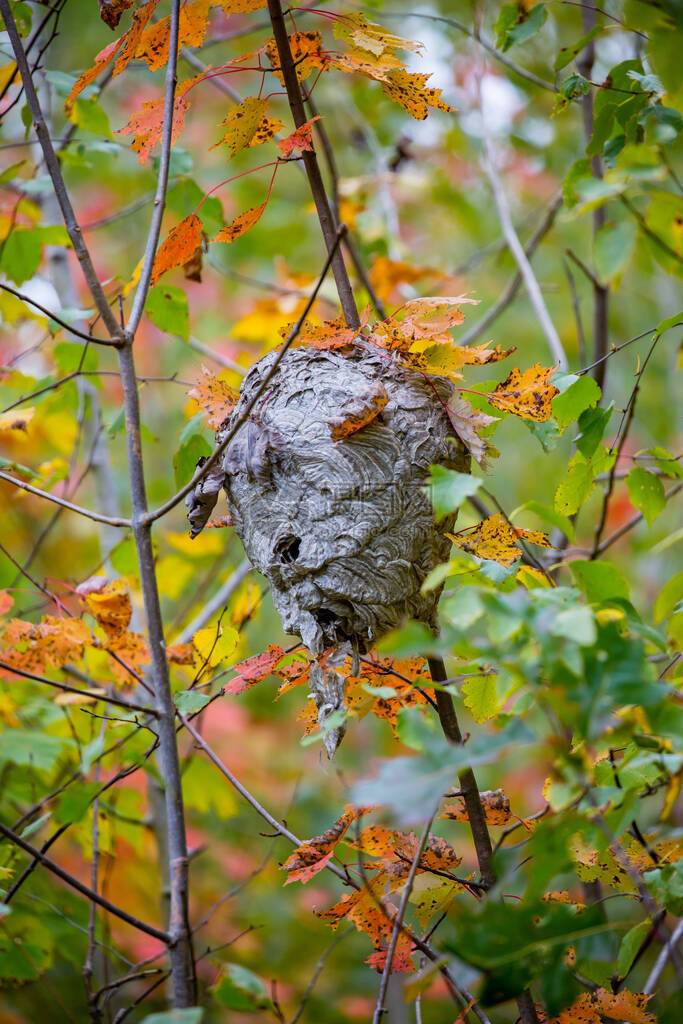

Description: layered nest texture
[187,339,468,658]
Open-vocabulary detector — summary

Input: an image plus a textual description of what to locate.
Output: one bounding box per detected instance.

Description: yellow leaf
[0,62,17,94]
[193,624,239,667]
[0,407,34,435]
[164,530,225,558]
[448,514,550,567]
[156,556,195,601]
[211,97,283,156]
[487,364,559,422]
[516,565,551,589]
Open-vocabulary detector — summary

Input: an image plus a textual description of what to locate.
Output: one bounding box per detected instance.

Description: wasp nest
[187,339,468,753]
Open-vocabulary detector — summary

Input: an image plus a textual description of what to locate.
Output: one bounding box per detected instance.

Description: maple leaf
[80,578,132,637]
[282,805,367,884]
[381,70,455,120]
[365,932,415,973]
[225,644,285,696]
[274,656,311,697]
[0,616,92,675]
[334,14,423,58]
[188,368,238,429]
[265,31,328,84]
[278,315,357,350]
[392,833,462,875]
[487,364,559,422]
[277,116,321,157]
[0,407,34,434]
[151,213,203,285]
[448,514,551,567]
[548,988,655,1024]
[347,825,398,857]
[65,0,158,115]
[325,380,389,441]
[331,48,404,81]
[166,642,195,665]
[457,342,516,366]
[135,0,211,72]
[105,630,151,685]
[446,396,498,467]
[116,72,203,164]
[213,201,267,244]
[441,789,512,826]
[211,97,284,157]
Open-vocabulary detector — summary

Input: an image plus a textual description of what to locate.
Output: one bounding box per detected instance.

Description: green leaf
[516,500,575,542]
[0,729,74,771]
[110,535,139,576]
[462,674,500,723]
[554,453,594,515]
[428,466,482,520]
[616,919,650,980]
[174,690,211,715]
[593,220,637,284]
[495,2,547,52]
[562,157,592,208]
[54,782,101,825]
[0,228,42,284]
[549,605,597,647]
[655,311,683,334]
[174,435,211,489]
[552,375,601,431]
[141,1012,204,1024]
[72,96,113,138]
[654,572,683,624]
[574,404,613,459]
[625,467,666,526]
[644,862,683,915]
[145,285,190,341]
[54,341,98,375]
[644,191,683,278]
[554,25,602,71]
[213,963,270,1011]
[570,560,630,602]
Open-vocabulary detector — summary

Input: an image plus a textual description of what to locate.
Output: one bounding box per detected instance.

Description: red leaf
[282,805,367,884]
[115,72,202,165]
[225,644,285,695]
[212,201,267,244]
[277,116,321,157]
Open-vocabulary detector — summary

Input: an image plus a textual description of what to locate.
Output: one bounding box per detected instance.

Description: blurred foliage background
[0,0,681,1021]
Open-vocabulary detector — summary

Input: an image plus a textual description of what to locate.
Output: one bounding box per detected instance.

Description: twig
[379,10,556,93]
[516,989,541,1024]
[146,224,348,522]
[180,45,242,102]
[0,0,122,340]
[644,919,683,994]
[458,193,563,348]
[174,559,251,643]
[0,470,131,527]
[428,657,496,889]
[125,0,182,337]
[577,3,609,393]
[0,660,157,716]
[595,481,682,555]
[3,824,69,903]
[481,146,566,368]
[0,283,118,346]
[266,0,359,328]
[0,820,170,942]
[591,331,662,556]
[372,815,435,1024]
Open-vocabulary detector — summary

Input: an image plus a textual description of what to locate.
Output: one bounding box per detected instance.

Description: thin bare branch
[0,660,158,716]
[0,283,120,346]
[0,820,170,942]
[0,470,131,527]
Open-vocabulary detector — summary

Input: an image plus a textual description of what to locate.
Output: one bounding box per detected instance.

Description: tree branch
[0,470,131,528]
[266,0,359,328]
[0,660,158,716]
[0,820,169,942]
[0,283,120,346]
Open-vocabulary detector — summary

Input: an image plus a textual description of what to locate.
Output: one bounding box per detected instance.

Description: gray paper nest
[186,338,468,754]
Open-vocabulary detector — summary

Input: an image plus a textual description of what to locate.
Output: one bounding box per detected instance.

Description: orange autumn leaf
[135,0,211,72]
[277,116,321,157]
[213,201,267,244]
[0,616,92,675]
[448,514,551,567]
[347,824,397,857]
[274,657,311,697]
[282,805,367,884]
[487,364,559,422]
[225,643,285,696]
[393,833,462,874]
[188,368,238,429]
[81,579,132,637]
[266,31,328,84]
[549,988,655,1024]
[325,380,389,441]
[457,342,516,366]
[220,0,266,12]
[441,789,512,826]
[65,0,158,115]
[0,592,14,616]
[116,72,203,165]
[279,315,357,350]
[151,213,203,285]
[166,642,195,665]
[211,97,284,157]
[365,932,415,973]
[381,69,455,120]
[105,630,151,685]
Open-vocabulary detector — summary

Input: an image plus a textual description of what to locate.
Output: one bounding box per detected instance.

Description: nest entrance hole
[274,534,301,564]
